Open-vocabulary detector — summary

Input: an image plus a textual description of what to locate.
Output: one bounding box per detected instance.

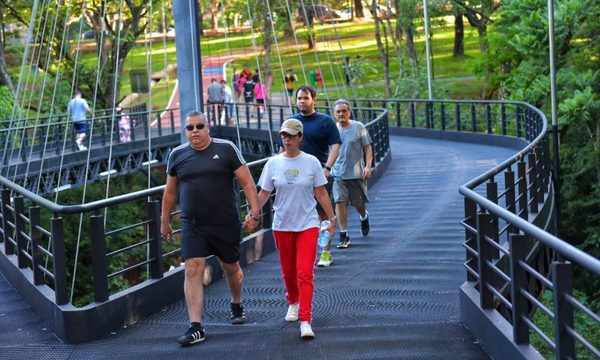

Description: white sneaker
[285,303,299,322]
[78,144,87,151]
[300,321,314,339]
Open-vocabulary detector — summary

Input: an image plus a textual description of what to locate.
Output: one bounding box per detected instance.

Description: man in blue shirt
[291,85,341,267]
[67,90,92,151]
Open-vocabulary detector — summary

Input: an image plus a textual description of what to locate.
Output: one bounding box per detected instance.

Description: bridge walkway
[0,135,517,359]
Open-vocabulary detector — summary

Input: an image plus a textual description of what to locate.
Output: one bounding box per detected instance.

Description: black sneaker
[178,324,205,346]
[230,303,246,324]
[336,232,351,248]
[360,211,370,236]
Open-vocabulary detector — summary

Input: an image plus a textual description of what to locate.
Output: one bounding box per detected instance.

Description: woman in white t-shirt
[252,118,336,339]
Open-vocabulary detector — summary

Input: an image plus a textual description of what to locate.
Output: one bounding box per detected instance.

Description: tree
[452,0,501,53]
[452,11,464,57]
[478,0,600,306]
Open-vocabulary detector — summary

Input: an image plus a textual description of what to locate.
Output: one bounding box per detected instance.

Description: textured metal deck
[0,135,516,359]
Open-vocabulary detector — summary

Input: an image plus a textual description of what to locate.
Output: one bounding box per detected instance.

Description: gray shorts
[180,217,241,264]
[333,178,369,206]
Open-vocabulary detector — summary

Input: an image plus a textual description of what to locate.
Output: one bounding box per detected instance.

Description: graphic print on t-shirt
[284,169,299,184]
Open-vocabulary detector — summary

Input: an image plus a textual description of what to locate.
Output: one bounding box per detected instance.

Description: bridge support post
[172,0,203,142]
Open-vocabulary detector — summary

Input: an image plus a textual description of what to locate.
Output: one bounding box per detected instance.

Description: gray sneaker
[337,232,351,248]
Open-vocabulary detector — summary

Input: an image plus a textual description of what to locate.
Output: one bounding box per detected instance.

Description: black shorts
[316,176,334,217]
[180,217,242,264]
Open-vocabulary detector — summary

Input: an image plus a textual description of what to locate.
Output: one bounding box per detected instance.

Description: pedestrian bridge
[1,100,598,359]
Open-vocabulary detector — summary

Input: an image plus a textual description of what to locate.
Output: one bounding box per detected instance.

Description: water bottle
[317,220,331,249]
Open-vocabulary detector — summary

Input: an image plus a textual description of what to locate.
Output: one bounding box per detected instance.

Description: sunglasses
[185,123,206,131]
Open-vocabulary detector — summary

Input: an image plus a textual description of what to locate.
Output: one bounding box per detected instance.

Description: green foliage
[531,290,600,359]
[478,0,600,305]
[0,86,19,122]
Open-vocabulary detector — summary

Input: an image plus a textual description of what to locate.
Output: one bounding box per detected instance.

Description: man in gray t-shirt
[206,78,224,124]
[330,99,373,249]
[67,90,92,151]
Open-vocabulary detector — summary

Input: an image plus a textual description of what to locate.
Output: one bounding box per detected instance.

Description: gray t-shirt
[68,97,89,122]
[207,82,224,102]
[331,120,372,180]
[166,139,245,224]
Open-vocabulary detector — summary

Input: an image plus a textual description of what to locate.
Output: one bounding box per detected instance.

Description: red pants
[273,228,319,322]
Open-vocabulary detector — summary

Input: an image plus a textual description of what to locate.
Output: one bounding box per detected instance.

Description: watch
[329,216,337,221]
[324,165,332,171]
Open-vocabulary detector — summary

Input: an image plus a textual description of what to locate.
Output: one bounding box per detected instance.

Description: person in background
[284,69,298,106]
[253,118,336,339]
[291,85,341,267]
[221,79,234,125]
[116,107,131,143]
[253,75,268,113]
[161,111,260,347]
[330,99,372,248]
[67,90,92,151]
[206,78,224,124]
[232,70,241,100]
[243,75,255,105]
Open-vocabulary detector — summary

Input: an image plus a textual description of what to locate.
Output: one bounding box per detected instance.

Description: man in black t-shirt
[161,111,260,346]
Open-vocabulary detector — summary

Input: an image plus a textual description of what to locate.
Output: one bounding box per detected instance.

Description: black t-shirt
[243,81,255,100]
[166,139,245,224]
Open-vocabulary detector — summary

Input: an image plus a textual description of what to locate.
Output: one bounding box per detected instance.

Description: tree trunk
[0,42,15,94]
[453,13,464,57]
[477,26,488,54]
[372,2,390,97]
[406,28,418,74]
[354,0,364,18]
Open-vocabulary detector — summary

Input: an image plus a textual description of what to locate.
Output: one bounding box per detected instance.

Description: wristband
[324,165,331,171]
[251,214,260,221]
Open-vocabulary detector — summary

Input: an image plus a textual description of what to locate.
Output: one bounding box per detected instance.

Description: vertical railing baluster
[13,196,27,268]
[410,102,416,128]
[464,198,477,282]
[501,104,507,135]
[471,103,477,132]
[440,103,446,130]
[486,180,499,258]
[456,103,461,131]
[147,200,163,279]
[486,104,492,134]
[509,233,529,344]
[51,215,68,305]
[516,106,523,138]
[517,160,528,220]
[552,262,575,359]
[90,213,109,302]
[170,109,175,134]
[157,112,163,137]
[476,212,494,309]
[527,152,539,214]
[504,168,516,236]
[1,188,10,246]
[396,101,401,127]
[30,206,44,285]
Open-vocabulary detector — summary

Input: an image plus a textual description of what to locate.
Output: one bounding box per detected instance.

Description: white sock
[360,211,369,221]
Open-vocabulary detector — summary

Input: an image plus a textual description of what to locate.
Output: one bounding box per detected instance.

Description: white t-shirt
[258,152,327,231]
